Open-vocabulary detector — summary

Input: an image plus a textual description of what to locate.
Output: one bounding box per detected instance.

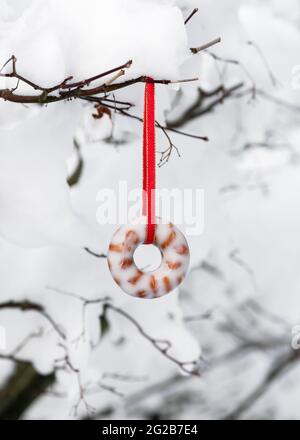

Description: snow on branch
[0,300,65,340]
[48,287,202,377]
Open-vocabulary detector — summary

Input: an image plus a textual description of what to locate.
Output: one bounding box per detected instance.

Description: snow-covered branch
[0,56,197,105]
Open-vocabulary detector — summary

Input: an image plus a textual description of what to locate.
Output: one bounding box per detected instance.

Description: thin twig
[54,343,96,418]
[107,106,209,141]
[48,287,202,377]
[247,41,279,87]
[0,329,43,363]
[156,120,181,167]
[61,60,132,89]
[106,303,202,376]
[224,350,300,420]
[206,51,256,99]
[184,8,199,25]
[84,247,107,259]
[167,82,244,128]
[0,300,65,339]
[47,286,110,343]
[237,87,300,113]
[190,37,221,54]
[0,56,199,105]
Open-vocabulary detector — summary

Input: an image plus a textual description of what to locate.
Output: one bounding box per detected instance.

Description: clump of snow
[1,0,300,421]
[0,0,200,419]
[1,0,188,95]
[0,102,92,246]
[0,0,189,247]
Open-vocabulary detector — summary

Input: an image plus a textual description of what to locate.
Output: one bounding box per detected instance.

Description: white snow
[1,0,300,421]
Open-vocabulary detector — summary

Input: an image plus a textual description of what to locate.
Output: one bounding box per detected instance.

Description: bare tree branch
[83,248,107,259]
[48,287,202,377]
[0,300,65,339]
[0,362,55,420]
[247,41,279,87]
[184,8,199,25]
[0,56,198,105]
[106,303,202,376]
[167,82,244,128]
[190,37,221,54]
[224,350,300,420]
[67,139,84,187]
[236,87,300,113]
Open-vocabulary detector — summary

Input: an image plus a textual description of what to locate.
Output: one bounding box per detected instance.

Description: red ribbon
[142,78,156,244]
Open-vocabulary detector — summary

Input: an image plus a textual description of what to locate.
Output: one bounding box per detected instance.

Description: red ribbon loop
[142,78,156,244]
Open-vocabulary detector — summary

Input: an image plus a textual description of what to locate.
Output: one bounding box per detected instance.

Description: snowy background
[1,0,300,420]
